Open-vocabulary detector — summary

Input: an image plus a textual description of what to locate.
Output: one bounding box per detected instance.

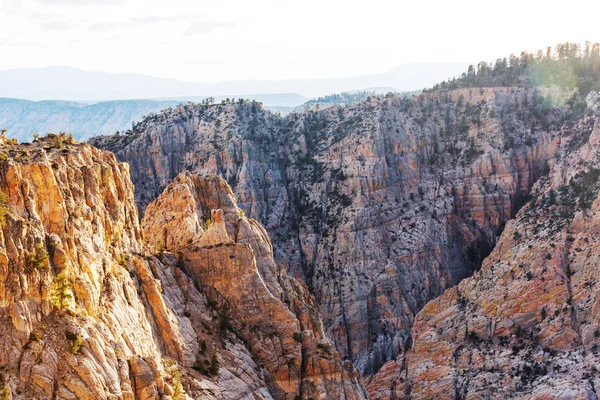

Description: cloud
[30,11,75,30]
[184,20,236,35]
[1,0,24,15]
[34,0,125,5]
[87,15,206,32]
[3,40,44,47]
[130,15,190,24]
[186,57,223,65]
[41,20,73,30]
[87,21,125,32]
[85,16,236,35]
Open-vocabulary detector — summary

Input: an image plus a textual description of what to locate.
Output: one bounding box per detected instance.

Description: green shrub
[171,370,183,400]
[218,307,231,338]
[207,299,218,309]
[176,252,185,269]
[53,135,64,149]
[26,243,48,271]
[208,354,219,375]
[192,358,208,375]
[29,331,42,342]
[65,330,83,354]
[293,331,302,342]
[0,191,8,227]
[317,343,331,353]
[0,386,10,400]
[467,330,480,342]
[513,231,522,240]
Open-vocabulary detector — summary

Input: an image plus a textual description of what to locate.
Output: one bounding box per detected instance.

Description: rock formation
[4,42,600,399]
[4,86,599,399]
[0,133,366,399]
[92,87,566,376]
[141,172,367,400]
[368,94,600,398]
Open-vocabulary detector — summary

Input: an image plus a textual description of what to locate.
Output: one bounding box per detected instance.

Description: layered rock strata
[93,88,565,374]
[368,94,600,399]
[0,134,366,399]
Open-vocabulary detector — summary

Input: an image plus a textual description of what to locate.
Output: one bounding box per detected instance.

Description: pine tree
[51,273,73,311]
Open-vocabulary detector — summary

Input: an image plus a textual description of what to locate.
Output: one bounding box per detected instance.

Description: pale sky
[1,0,599,83]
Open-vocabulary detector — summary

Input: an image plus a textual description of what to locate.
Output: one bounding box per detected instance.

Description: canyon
[92,86,569,380]
[1,48,600,398]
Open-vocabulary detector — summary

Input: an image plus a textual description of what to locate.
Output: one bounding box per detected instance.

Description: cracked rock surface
[0,134,366,399]
[92,88,565,376]
[369,94,600,399]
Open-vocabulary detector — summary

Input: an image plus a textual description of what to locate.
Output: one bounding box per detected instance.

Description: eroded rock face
[92,88,565,375]
[369,97,600,399]
[0,135,366,399]
[142,172,367,400]
[0,135,174,399]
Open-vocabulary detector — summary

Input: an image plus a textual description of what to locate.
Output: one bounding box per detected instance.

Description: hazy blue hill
[0,66,197,102]
[0,61,472,141]
[0,98,181,141]
[0,92,315,141]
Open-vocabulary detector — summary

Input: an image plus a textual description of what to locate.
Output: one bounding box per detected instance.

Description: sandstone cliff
[0,133,366,399]
[92,87,565,376]
[368,94,600,399]
[141,172,367,400]
[0,133,164,399]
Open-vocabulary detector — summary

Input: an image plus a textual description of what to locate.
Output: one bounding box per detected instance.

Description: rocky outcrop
[142,172,367,399]
[90,102,286,222]
[368,95,600,398]
[92,87,565,376]
[0,134,366,399]
[278,88,565,377]
[0,134,174,399]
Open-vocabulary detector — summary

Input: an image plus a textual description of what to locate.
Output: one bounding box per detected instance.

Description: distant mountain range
[0,98,181,141]
[0,93,313,141]
[0,89,422,141]
[0,64,469,101]
[0,63,468,141]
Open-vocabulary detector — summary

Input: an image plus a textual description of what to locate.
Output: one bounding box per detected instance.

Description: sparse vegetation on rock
[50,273,73,311]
